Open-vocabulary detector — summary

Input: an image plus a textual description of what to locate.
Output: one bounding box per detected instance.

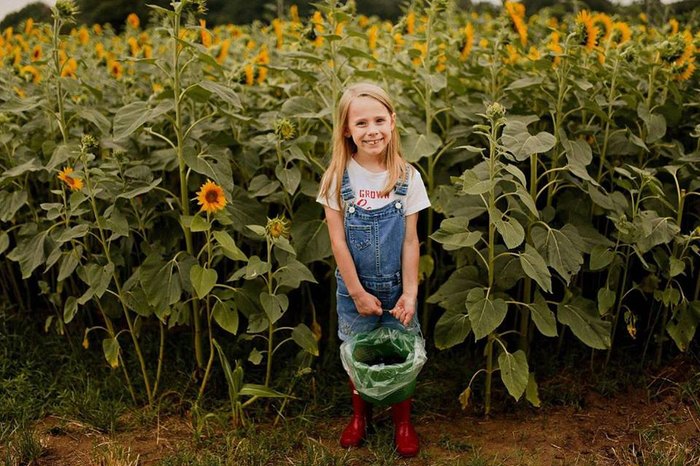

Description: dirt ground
[23,357,700,465]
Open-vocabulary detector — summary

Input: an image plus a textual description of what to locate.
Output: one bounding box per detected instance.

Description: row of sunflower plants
[0,0,698,416]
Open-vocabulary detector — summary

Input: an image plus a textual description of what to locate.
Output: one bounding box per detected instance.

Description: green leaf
[526,373,541,407]
[502,121,556,161]
[635,211,679,254]
[427,266,481,312]
[519,244,552,294]
[197,80,242,108]
[589,245,615,271]
[460,170,493,195]
[666,301,700,352]
[57,248,81,282]
[531,224,584,285]
[190,265,217,299]
[7,230,48,279]
[57,224,90,243]
[492,211,524,249]
[0,190,28,221]
[275,165,301,195]
[292,219,332,263]
[498,350,529,400]
[292,324,319,356]
[401,129,442,163]
[558,297,611,349]
[213,230,247,261]
[189,215,211,232]
[116,178,162,200]
[272,237,296,255]
[248,348,263,365]
[505,76,544,90]
[434,309,472,349]
[63,296,78,324]
[597,287,616,316]
[466,288,508,340]
[259,292,288,324]
[0,159,43,182]
[102,337,120,369]
[113,101,150,139]
[275,259,317,289]
[0,232,9,256]
[669,257,685,278]
[430,217,482,251]
[239,384,289,398]
[213,300,239,335]
[529,291,557,337]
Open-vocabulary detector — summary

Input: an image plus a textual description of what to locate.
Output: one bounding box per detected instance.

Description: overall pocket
[347,224,371,251]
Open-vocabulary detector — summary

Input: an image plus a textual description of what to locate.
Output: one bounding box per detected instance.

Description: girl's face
[345,96,395,161]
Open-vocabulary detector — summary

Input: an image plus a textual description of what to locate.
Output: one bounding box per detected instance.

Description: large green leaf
[190,265,217,299]
[526,373,541,407]
[666,301,700,352]
[7,230,49,279]
[434,309,472,349]
[259,292,288,324]
[531,224,584,284]
[275,259,317,289]
[292,219,332,263]
[427,266,481,312]
[519,244,552,294]
[557,297,611,349]
[0,190,28,221]
[635,211,679,254]
[113,101,150,140]
[275,165,301,195]
[498,349,529,400]
[213,300,239,335]
[502,121,556,161]
[292,323,319,356]
[197,80,242,108]
[529,291,557,337]
[402,129,442,163]
[430,217,482,251]
[466,288,508,340]
[492,209,525,249]
[102,337,120,369]
[213,230,247,261]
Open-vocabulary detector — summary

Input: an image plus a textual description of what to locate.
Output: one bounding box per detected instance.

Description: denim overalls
[336,169,420,341]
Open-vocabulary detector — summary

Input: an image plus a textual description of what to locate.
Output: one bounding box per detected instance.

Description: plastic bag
[340,327,427,405]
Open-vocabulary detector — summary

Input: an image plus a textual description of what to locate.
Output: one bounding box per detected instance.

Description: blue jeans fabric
[336,170,420,341]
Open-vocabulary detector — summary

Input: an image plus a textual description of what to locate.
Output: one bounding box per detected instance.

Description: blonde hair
[318,82,407,209]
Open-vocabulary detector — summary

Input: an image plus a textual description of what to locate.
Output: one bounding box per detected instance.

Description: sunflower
[196,180,227,213]
[216,39,230,64]
[108,60,123,79]
[58,167,83,191]
[200,19,211,48]
[368,25,378,51]
[31,44,42,61]
[575,10,599,52]
[669,18,679,35]
[61,57,77,77]
[20,65,41,83]
[265,216,290,240]
[460,23,474,61]
[272,18,283,48]
[126,13,140,29]
[592,13,613,43]
[311,11,324,48]
[547,31,563,67]
[78,26,89,45]
[505,1,527,46]
[406,11,415,35]
[674,59,696,81]
[393,32,405,51]
[611,22,632,45]
[290,5,299,24]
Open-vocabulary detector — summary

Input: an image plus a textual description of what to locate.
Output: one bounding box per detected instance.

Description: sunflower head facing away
[58,167,83,191]
[196,179,227,213]
[265,215,290,240]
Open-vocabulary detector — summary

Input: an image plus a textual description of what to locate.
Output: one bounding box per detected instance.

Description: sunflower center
[205,190,219,203]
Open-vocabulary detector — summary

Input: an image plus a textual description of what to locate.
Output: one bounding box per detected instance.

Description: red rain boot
[391,397,419,457]
[340,380,372,448]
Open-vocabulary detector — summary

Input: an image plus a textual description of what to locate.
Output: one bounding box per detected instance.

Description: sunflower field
[0,0,699,421]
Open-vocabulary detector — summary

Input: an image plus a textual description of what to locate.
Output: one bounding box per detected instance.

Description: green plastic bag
[340,327,427,406]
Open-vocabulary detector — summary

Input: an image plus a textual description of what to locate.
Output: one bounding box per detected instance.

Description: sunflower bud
[274,118,296,141]
[80,134,99,154]
[54,0,79,22]
[486,102,506,119]
[265,215,290,240]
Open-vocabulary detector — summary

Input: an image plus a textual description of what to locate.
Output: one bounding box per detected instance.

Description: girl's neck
[352,153,386,173]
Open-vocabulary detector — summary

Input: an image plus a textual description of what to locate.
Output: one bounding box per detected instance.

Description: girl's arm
[390,212,419,326]
[324,206,382,316]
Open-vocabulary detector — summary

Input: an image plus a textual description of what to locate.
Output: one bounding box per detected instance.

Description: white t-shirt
[317,157,431,215]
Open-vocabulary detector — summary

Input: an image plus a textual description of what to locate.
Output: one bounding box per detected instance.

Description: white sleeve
[404,165,431,216]
[316,176,341,211]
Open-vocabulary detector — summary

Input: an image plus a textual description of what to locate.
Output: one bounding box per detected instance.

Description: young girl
[317,82,430,457]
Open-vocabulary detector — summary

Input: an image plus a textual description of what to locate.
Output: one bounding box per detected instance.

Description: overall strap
[340,169,355,205]
[393,166,411,197]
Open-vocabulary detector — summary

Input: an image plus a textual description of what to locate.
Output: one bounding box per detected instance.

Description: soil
[24,358,700,465]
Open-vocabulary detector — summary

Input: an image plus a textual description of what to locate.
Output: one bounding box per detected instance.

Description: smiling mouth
[364,138,384,145]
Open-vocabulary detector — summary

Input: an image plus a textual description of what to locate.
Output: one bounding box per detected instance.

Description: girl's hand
[390,294,416,327]
[353,290,383,317]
